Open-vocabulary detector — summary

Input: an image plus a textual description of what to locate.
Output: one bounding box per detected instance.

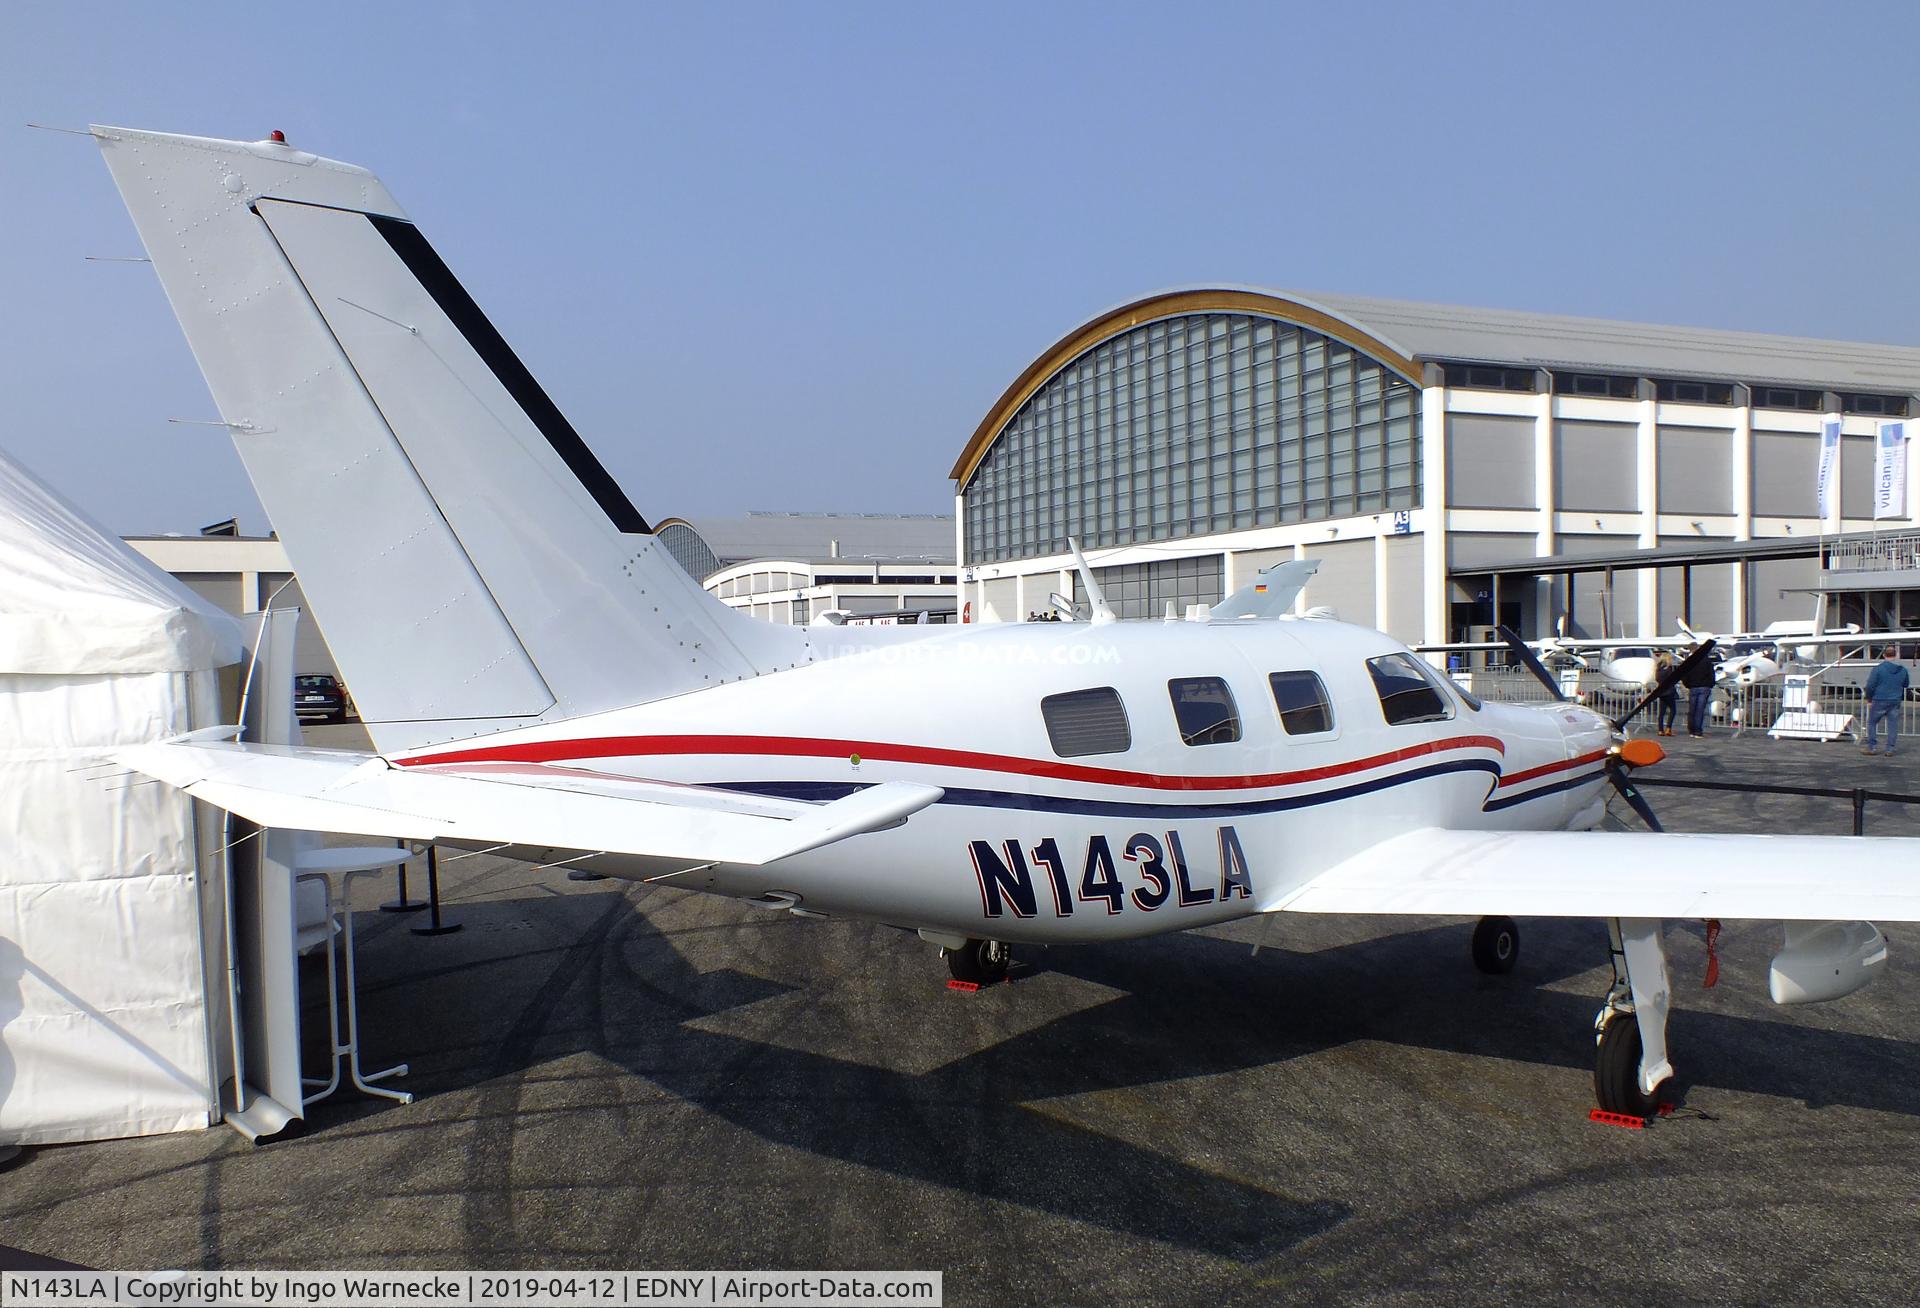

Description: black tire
[1593,1015,1669,1118]
[945,938,1011,985]
[1471,915,1519,975]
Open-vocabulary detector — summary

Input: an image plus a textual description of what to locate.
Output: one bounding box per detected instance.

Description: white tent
[0,448,242,1145]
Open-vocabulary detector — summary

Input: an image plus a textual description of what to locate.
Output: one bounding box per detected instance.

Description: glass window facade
[1748,384,1822,411]
[1843,392,1910,417]
[658,522,723,582]
[964,314,1420,564]
[1442,363,1537,393]
[1553,371,1639,399]
[1072,555,1224,622]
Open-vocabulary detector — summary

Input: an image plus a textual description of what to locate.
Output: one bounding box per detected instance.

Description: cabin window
[1168,677,1242,746]
[1367,653,1454,725]
[1268,671,1334,735]
[1041,687,1132,757]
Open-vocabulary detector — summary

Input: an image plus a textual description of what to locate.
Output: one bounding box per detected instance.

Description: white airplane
[1671,618,1917,690]
[1418,632,1670,702]
[92,125,1920,1121]
[1431,621,1909,699]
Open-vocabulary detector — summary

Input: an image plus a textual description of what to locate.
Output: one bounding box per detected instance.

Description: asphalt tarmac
[4,724,1919,1305]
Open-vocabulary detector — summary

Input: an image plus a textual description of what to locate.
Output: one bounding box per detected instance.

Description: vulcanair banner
[1873,421,1908,520]
[1816,420,1843,522]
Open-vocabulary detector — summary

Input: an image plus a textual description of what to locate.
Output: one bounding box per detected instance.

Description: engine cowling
[1769,920,1888,1005]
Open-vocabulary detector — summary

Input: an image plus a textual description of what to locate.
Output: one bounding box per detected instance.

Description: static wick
[84,255,151,263]
[167,417,258,432]
[642,862,714,884]
[337,296,417,335]
[26,122,92,136]
[211,828,266,857]
[534,850,607,872]
[440,842,511,863]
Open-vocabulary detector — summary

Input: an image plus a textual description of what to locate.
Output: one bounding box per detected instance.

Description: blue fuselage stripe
[711,759,1604,820]
[1480,767,1608,812]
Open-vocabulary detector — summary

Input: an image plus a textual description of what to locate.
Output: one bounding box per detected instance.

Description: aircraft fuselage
[391,619,1616,944]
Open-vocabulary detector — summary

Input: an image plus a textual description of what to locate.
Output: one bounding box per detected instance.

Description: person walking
[1863,646,1911,756]
[1651,651,1679,736]
[1681,644,1716,737]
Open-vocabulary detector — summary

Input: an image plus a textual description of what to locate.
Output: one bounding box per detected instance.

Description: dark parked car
[295,674,348,723]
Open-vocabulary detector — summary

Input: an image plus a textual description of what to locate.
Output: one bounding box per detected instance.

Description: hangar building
[128,510,959,688]
[124,531,337,677]
[950,288,1920,643]
[653,511,956,623]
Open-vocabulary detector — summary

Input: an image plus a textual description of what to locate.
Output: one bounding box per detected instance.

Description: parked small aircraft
[1428,617,1919,701]
[97,125,1920,1119]
[1671,618,1916,689]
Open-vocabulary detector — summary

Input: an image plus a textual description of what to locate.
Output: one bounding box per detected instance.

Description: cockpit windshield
[1367,653,1454,725]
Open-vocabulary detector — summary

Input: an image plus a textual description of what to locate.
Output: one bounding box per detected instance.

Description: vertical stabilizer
[95,127,811,750]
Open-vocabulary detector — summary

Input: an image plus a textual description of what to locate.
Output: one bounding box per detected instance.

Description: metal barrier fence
[1460,666,1920,740]
[1452,667,1569,706]
[1711,677,1920,741]
[1825,531,1920,574]
[1633,775,1920,836]
[1456,667,1678,717]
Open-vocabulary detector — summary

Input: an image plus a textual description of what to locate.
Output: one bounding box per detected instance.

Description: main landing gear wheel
[1471,915,1519,974]
[1593,1016,1670,1118]
[945,938,1011,985]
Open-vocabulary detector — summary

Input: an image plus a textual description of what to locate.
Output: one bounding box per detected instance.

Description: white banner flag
[1816,419,1842,522]
[1874,420,1908,520]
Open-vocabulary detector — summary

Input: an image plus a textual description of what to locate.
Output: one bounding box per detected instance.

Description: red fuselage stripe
[1493,748,1611,789]
[397,732,1509,792]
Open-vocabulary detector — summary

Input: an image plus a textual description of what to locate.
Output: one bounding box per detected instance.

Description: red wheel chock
[1588,1108,1648,1129]
[1588,1102,1674,1129]
[946,979,981,992]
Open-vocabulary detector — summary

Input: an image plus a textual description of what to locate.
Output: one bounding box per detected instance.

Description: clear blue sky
[4,2,1917,535]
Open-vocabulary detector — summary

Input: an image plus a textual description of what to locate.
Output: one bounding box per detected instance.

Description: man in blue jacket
[1681,643,1718,737]
[1863,647,1911,756]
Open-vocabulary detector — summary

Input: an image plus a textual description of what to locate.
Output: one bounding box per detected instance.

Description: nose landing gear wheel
[1594,1016,1670,1118]
[1471,915,1519,974]
[945,938,1011,985]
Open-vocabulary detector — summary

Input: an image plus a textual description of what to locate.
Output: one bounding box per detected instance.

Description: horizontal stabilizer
[1213,560,1319,620]
[1271,828,1920,922]
[116,740,942,867]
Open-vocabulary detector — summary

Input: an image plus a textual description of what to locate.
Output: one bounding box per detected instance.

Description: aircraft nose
[1547,701,1615,758]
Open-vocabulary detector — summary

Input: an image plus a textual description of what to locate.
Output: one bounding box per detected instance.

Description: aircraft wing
[115,740,942,866]
[1269,828,1920,921]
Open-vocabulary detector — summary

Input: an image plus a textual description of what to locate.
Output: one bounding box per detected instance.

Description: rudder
[96,126,809,751]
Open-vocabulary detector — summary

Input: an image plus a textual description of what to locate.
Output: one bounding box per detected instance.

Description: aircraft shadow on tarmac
[329,887,1920,1263]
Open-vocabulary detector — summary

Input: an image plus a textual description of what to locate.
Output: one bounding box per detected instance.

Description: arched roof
[949,287,1423,489]
[951,284,1920,490]
[654,512,954,579]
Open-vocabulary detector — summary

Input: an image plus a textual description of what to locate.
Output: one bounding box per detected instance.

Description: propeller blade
[1496,625,1570,701]
[1608,767,1664,832]
[1613,639,1717,731]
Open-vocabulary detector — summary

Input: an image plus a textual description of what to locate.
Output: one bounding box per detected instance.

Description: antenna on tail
[1067,539,1116,626]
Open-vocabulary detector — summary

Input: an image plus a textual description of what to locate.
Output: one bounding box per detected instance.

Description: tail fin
[95,126,807,752]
